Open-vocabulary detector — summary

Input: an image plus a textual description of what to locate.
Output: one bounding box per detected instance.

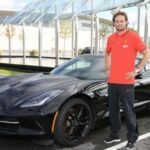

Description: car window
[135,58,146,73]
[141,60,150,77]
[83,60,106,79]
[52,55,106,80]
[145,60,150,71]
[66,61,91,70]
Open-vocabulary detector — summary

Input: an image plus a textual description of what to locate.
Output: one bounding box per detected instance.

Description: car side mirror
[135,73,143,79]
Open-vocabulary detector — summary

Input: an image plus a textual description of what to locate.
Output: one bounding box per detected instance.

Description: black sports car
[0,54,150,146]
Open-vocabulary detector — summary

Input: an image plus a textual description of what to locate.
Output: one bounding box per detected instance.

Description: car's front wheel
[54,98,93,146]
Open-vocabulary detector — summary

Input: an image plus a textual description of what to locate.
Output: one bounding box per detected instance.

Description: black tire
[54,98,92,146]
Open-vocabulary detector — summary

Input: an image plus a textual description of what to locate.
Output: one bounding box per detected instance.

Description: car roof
[78,54,104,58]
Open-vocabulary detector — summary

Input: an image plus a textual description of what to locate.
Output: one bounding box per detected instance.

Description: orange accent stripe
[51,111,58,133]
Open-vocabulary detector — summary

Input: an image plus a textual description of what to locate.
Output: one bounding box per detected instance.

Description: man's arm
[126,49,150,80]
[136,49,150,71]
[105,51,111,75]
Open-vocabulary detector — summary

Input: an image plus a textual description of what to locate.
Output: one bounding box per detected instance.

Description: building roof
[0,9,16,16]
[1,0,149,26]
[0,9,16,24]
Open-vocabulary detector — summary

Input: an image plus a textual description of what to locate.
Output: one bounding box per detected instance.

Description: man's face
[113,15,128,32]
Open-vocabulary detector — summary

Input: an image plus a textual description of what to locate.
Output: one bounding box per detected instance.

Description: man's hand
[125,71,138,80]
[126,49,150,80]
[105,68,110,77]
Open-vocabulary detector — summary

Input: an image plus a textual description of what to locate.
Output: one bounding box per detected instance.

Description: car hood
[0,73,81,108]
[0,73,106,110]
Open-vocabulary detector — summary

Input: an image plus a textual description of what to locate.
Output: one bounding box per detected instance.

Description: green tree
[129,23,138,32]
[99,23,112,50]
[99,23,109,38]
[59,20,72,57]
[4,24,16,39]
[0,25,4,37]
[18,32,24,50]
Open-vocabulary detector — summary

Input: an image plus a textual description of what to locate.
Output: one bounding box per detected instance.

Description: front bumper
[0,114,55,139]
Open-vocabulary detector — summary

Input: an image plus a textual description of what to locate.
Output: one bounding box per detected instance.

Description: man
[104,11,150,150]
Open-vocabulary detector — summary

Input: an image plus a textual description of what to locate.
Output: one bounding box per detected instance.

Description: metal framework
[0,0,150,67]
[3,0,150,25]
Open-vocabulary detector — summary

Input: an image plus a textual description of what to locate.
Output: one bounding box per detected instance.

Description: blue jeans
[108,83,139,143]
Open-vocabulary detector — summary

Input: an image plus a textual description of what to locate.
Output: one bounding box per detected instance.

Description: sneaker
[104,135,121,144]
[124,142,135,150]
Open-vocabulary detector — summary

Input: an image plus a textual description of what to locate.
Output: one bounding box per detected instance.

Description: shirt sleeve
[134,33,147,52]
[106,37,111,53]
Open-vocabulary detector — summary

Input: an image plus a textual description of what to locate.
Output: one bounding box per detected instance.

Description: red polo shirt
[106,30,147,84]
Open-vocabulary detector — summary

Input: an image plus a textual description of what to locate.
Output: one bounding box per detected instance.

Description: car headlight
[19,90,64,108]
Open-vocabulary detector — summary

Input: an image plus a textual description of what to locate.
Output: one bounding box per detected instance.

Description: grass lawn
[0,69,25,76]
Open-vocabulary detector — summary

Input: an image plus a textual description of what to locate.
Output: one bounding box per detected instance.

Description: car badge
[124,39,128,44]
[123,40,128,48]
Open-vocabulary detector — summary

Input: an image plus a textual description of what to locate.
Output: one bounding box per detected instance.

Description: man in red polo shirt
[104,11,150,150]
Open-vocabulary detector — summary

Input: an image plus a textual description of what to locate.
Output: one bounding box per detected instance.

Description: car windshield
[51,55,106,80]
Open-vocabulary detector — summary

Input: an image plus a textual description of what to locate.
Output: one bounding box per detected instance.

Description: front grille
[0,117,20,131]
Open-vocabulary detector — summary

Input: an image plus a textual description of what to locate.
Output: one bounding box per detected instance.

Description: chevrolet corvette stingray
[0,54,150,146]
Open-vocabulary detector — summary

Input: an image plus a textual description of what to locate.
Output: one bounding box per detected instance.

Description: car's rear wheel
[54,98,92,146]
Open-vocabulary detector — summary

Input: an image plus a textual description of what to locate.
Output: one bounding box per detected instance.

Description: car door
[134,61,150,110]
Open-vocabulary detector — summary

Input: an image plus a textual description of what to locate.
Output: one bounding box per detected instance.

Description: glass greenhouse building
[0,0,149,67]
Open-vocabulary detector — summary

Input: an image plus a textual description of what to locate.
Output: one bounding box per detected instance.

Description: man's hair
[112,11,128,22]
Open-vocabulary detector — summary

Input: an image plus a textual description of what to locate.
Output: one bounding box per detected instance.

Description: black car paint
[0,54,149,140]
